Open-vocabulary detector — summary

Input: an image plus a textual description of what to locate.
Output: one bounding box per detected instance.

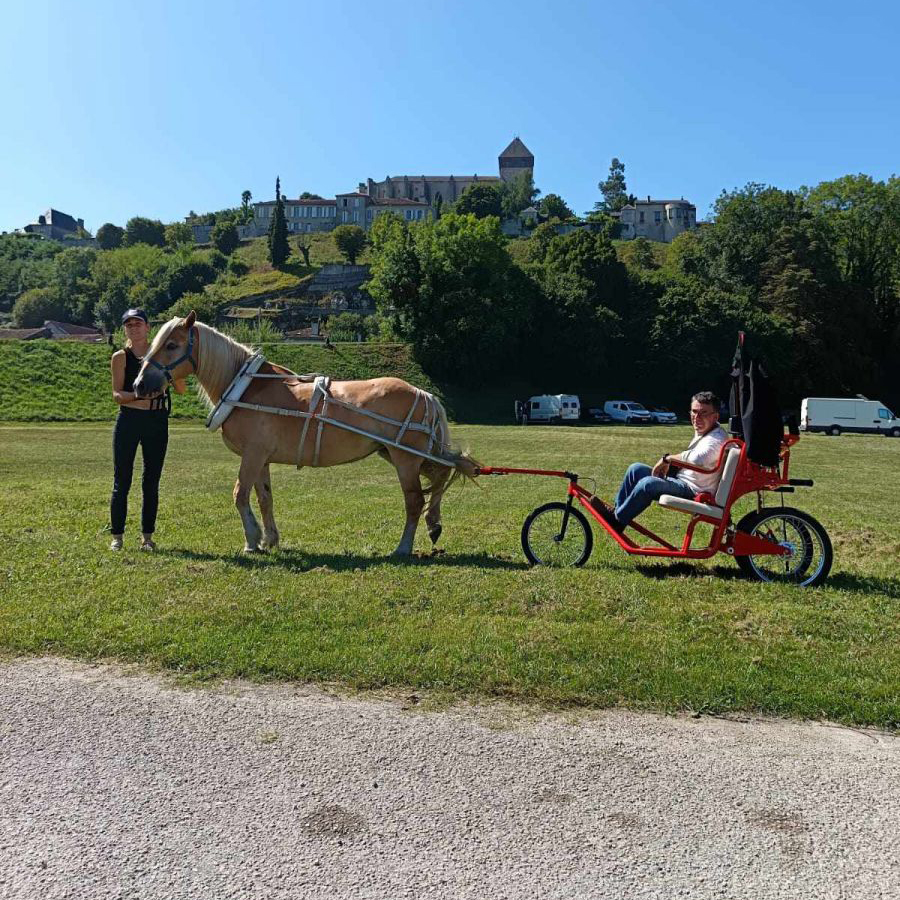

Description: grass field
[1,422,898,727]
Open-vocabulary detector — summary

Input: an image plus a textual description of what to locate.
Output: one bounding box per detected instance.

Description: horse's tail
[420,395,480,508]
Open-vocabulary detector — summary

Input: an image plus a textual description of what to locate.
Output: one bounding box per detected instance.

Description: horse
[133,312,478,556]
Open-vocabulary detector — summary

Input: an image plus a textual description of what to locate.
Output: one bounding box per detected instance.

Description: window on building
[354,198,361,208]
[654,211,661,224]
[676,208,682,219]
[639,211,645,223]
[352,211,359,223]
[342,198,348,207]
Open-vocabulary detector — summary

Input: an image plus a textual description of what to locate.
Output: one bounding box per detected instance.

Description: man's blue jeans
[614,463,695,526]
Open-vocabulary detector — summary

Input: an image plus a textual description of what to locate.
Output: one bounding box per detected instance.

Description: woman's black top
[121,347,169,413]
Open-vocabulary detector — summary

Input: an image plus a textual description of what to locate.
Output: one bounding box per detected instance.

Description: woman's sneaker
[139,538,157,552]
[109,536,124,551]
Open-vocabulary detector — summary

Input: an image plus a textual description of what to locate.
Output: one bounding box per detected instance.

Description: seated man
[597,391,727,529]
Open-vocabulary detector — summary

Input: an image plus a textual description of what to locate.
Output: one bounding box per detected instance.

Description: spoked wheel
[735,507,833,587]
[521,502,593,567]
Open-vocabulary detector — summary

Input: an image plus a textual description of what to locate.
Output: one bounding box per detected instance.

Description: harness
[146,325,198,384]
[206,353,452,469]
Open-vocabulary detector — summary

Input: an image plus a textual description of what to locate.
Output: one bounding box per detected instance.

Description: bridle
[145,325,198,384]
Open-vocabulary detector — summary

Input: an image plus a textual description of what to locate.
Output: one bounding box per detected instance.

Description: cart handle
[476,465,578,480]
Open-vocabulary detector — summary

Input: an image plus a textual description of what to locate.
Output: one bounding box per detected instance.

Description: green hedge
[0,340,436,422]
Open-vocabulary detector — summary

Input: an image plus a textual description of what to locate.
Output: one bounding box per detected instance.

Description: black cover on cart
[729,333,783,467]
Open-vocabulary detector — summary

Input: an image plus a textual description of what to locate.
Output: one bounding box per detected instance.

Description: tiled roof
[0,328,48,340]
[499,137,533,159]
[45,320,101,335]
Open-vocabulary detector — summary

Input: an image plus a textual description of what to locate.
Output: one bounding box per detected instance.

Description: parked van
[518,394,581,424]
[604,400,653,425]
[801,397,900,437]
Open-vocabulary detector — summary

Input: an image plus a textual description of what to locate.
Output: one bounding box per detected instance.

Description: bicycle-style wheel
[735,507,832,587]
[521,502,593,567]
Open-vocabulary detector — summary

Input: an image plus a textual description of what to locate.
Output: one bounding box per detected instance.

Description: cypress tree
[268,176,290,266]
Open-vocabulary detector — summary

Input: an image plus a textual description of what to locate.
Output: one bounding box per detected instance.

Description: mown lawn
[1,422,897,726]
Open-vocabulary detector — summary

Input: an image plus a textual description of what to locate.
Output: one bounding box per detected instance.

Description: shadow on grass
[628,561,745,581]
[159,546,528,573]
[626,561,899,596]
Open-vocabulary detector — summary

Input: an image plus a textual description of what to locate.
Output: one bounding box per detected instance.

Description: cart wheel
[521,502,593,568]
[734,508,832,587]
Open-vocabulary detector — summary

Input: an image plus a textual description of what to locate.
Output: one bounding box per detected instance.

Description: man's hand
[651,457,669,478]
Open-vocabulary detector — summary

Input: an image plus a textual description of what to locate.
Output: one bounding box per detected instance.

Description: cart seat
[657,446,742,519]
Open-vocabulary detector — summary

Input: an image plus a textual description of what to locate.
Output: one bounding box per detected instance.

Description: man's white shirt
[675,426,727,494]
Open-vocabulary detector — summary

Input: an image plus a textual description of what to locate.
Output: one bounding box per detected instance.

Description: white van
[801,397,900,437]
[603,400,653,425]
[520,394,581,424]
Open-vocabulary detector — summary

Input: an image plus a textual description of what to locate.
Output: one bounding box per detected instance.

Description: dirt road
[1,657,896,899]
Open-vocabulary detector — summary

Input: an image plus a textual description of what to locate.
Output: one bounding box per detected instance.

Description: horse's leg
[253,463,279,550]
[234,453,265,552]
[423,461,452,545]
[389,455,425,557]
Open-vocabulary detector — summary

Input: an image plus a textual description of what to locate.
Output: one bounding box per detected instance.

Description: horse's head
[133,311,198,398]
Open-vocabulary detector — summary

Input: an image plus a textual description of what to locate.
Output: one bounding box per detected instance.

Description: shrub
[227,257,249,277]
[221,319,283,344]
[12,288,65,328]
[211,221,240,256]
[167,259,218,301]
[164,291,222,323]
[207,249,228,271]
[332,225,367,264]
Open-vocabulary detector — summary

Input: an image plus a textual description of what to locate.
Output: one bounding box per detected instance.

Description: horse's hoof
[242,545,264,554]
[428,524,443,545]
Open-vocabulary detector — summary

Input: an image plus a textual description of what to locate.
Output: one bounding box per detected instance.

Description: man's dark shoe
[589,496,625,533]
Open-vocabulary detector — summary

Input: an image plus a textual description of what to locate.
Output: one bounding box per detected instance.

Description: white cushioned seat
[657,446,742,519]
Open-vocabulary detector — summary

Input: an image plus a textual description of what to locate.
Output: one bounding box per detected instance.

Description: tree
[211,220,240,256]
[295,235,312,267]
[499,172,540,219]
[12,287,65,327]
[96,223,124,250]
[123,216,166,247]
[367,212,534,383]
[164,222,194,249]
[539,193,574,221]
[267,177,290,267]
[595,158,633,213]
[333,225,367,264]
[52,246,98,323]
[241,190,252,210]
[454,183,503,219]
[299,192,323,200]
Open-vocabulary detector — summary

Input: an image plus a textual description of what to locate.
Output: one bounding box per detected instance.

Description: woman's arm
[110,351,138,405]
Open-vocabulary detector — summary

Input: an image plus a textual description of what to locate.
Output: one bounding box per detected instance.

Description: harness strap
[396,390,422,444]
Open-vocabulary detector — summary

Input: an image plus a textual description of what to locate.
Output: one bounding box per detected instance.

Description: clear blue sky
[2,0,898,233]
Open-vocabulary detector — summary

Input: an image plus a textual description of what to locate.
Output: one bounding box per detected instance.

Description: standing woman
[109,309,185,550]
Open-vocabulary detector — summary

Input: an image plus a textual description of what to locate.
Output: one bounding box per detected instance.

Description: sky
[2,0,899,233]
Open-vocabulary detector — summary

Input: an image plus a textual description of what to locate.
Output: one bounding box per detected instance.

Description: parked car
[516,394,581,424]
[649,406,678,425]
[586,407,613,424]
[801,397,900,437]
[603,400,653,424]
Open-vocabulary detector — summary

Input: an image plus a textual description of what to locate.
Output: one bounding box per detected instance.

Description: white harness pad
[206,352,266,431]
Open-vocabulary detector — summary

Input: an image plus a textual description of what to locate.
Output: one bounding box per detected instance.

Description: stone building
[22,208,92,243]
[616,197,697,243]
[250,138,534,235]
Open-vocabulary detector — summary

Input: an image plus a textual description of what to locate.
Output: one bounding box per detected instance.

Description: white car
[649,407,678,425]
[603,400,653,424]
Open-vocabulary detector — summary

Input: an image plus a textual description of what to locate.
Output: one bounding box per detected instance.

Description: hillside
[0,339,434,422]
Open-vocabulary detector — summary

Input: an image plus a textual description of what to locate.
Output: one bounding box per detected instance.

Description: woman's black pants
[110,408,169,535]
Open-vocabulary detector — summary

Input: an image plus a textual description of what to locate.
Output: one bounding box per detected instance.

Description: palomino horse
[133,312,478,556]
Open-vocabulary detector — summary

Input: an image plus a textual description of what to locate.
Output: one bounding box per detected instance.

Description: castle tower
[498,137,534,183]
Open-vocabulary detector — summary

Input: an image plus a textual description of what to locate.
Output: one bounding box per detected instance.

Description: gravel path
[0,657,897,899]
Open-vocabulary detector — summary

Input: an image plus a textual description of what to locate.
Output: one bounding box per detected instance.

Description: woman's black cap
[121,308,148,324]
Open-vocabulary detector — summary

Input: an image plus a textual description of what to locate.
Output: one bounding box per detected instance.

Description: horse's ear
[184,310,196,329]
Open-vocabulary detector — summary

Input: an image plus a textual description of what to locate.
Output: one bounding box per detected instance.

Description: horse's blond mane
[149,317,252,409]
[193,321,253,408]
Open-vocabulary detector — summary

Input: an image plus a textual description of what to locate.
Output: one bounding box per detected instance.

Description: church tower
[498,137,534,183]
